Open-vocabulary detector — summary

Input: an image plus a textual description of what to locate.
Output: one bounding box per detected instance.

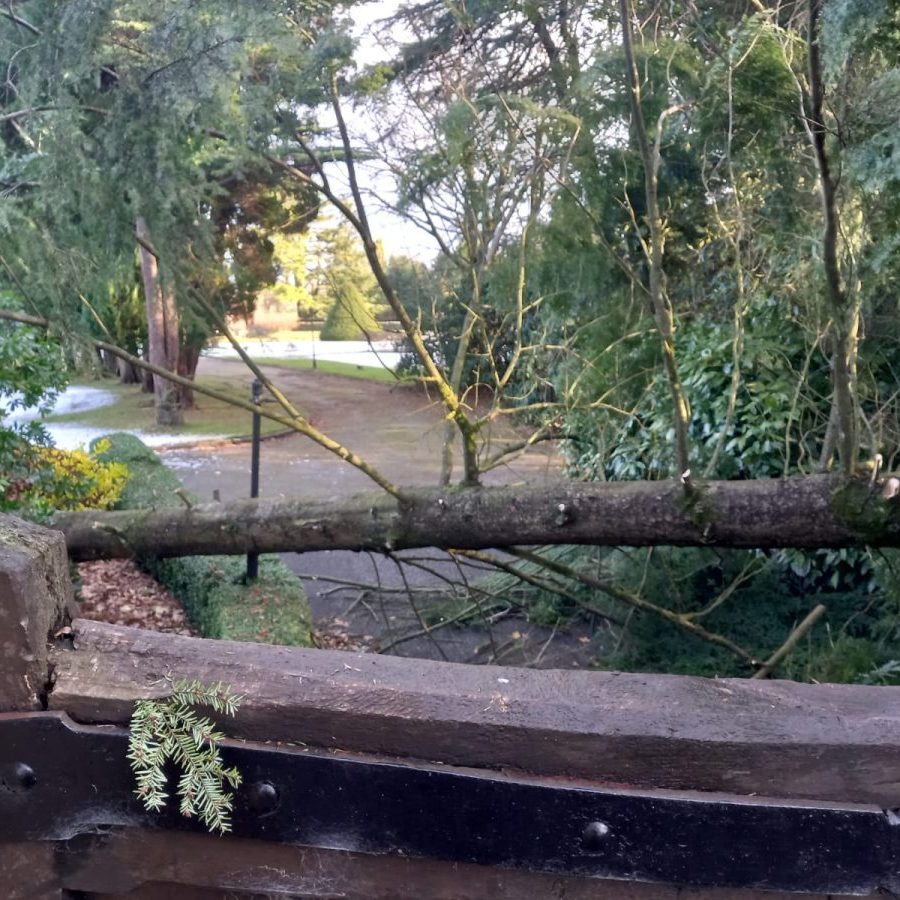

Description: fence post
[247,377,262,581]
[0,514,74,898]
[0,514,74,711]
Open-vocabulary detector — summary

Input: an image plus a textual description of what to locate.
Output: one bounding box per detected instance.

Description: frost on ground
[4,385,225,449]
[4,384,117,421]
[205,339,402,369]
[47,424,226,450]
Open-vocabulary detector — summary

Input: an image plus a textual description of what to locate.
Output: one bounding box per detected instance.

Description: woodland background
[2,0,900,681]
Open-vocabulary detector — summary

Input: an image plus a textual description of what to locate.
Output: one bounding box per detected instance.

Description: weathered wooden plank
[56,828,866,899]
[51,619,900,805]
[0,516,74,710]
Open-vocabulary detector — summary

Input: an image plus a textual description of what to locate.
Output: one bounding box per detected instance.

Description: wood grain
[53,474,900,560]
[51,618,900,805]
[0,516,75,710]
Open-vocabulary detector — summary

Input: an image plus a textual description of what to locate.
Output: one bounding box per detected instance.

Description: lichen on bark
[829,478,900,543]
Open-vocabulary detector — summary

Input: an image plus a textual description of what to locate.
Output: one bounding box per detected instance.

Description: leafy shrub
[0,308,76,517]
[93,432,183,507]
[600,546,896,680]
[563,302,830,483]
[2,438,129,518]
[472,543,900,682]
[33,439,129,510]
[0,305,68,417]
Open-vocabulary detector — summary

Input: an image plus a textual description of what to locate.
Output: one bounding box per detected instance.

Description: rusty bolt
[247,780,279,815]
[581,820,610,851]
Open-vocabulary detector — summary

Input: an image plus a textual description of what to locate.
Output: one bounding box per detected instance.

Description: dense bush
[95,433,312,647]
[2,439,130,518]
[34,440,129,510]
[150,554,313,645]
[476,543,900,682]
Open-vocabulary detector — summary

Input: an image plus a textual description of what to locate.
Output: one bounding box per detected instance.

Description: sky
[336,0,441,263]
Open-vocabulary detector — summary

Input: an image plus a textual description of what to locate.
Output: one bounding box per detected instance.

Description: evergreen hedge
[94,433,312,647]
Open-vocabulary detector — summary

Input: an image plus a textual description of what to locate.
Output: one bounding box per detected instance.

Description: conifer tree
[0,1,329,422]
[317,224,381,340]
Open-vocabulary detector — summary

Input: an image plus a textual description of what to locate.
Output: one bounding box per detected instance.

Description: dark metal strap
[1,712,896,894]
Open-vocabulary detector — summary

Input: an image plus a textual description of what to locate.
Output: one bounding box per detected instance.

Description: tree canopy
[3,0,900,680]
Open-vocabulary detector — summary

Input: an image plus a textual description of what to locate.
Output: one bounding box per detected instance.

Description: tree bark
[53,474,900,561]
[176,342,201,409]
[116,356,140,384]
[805,0,860,472]
[98,348,118,375]
[136,215,183,426]
[619,0,692,478]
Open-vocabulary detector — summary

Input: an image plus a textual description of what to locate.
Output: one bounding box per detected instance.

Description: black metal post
[246,378,262,581]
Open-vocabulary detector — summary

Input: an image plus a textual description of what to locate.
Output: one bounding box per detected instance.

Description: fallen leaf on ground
[76,560,198,636]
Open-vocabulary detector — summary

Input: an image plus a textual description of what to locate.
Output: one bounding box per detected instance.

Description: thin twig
[753,604,827,679]
[508,547,757,667]
[390,553,448,661]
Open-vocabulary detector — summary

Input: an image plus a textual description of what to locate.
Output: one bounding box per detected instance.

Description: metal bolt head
[12,762,36,789]
[247,780,278,815]
[581,820,610,851]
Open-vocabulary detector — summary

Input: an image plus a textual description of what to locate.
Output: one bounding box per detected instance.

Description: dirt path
[172,357,561,496]
[162,359,601,667]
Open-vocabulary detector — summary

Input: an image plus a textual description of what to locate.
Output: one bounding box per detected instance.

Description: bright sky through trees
[343,0,439,262]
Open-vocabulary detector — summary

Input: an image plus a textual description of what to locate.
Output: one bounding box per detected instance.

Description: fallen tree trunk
[55,473,900,560]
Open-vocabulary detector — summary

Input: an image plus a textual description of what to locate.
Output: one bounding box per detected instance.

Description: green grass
[47,378,288,440]
[210,329,320,344]
[256,356,400,383]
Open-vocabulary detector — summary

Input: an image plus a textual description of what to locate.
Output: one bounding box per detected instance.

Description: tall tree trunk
[619,0,692,480]
[806,0,859,473]
[98,348,118,375]
[136,215,183,426]
[177,343,201,409]
[140,352,154,394]
[116,357,140,384]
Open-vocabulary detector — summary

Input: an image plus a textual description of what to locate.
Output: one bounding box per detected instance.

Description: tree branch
[752,604,827,679]
[805,0,860,472]
[618,0,692,479]
[0,8,40,35]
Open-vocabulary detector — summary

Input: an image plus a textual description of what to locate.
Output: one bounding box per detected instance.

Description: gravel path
[162,358,601,667]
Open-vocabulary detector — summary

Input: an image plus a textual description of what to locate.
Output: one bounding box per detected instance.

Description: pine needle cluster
[128,679,243,834]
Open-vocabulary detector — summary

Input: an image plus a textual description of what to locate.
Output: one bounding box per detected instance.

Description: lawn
[258,356,400,383]
[47,377,290,440]
[209,329,320,344]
